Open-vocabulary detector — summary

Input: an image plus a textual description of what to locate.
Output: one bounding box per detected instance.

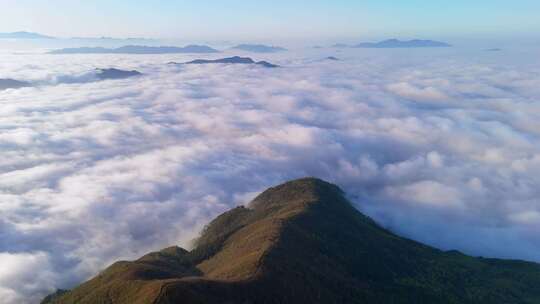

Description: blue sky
[1,0,540,40]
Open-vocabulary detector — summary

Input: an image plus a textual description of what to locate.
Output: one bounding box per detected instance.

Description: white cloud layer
[1,48,540,303]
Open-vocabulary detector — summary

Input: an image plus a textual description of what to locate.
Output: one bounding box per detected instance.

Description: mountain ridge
[171,56,279,68]
[230,44,288,53]
[95,68,142,80]
[49,45,219,54]
[333,39,451,48]
[355,39,451,48]
[43,177,540,304]
[0,78,32,90]
[0,31,54,39]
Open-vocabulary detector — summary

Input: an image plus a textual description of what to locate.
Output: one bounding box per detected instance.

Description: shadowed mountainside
[43,178,540,304]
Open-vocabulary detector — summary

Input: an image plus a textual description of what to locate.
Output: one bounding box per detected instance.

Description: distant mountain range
[43,178,540,304]
[357,39,451,48]
[0,31,159,42]
[172,56,279,68]
[0,78,32,90]
[49,45,219,54]
[334,39,451,49]
[0,31,54,39]
[0,68,141,91]
[70,36,156,42]
[230,44,287,53]
[95,68,142,80]
[332,43,350,48]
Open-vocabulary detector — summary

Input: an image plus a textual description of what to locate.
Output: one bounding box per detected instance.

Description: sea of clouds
[1,46,539,303]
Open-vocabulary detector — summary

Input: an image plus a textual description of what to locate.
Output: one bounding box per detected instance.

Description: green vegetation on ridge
[43,178,540,304]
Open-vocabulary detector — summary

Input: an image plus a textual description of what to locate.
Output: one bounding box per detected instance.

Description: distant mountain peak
[95,68,142,80]
[230,44,288,53]
[355,39,451,48]
[0,78,32,90]
[174,56,279,68]
[49,45,219,54]
[0,31,54,39]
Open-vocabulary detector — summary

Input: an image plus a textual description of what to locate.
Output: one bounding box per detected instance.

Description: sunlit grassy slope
[43,178,540,304]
